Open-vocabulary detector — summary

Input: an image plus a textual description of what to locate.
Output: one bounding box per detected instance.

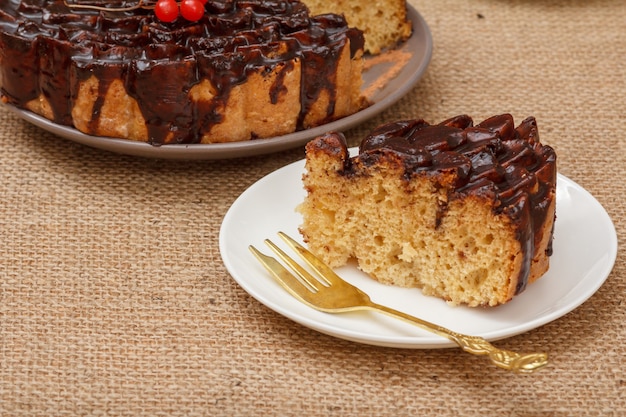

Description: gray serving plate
[5,5,432,160]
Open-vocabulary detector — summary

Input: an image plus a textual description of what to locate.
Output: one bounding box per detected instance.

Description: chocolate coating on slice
[0,0,364,144]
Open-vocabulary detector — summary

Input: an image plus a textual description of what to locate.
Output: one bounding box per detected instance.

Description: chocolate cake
[298,114,557,307]
[0,0,367,145]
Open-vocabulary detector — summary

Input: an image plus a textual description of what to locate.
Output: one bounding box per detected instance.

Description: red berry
[180,0,205,22]
[154,0,179,22]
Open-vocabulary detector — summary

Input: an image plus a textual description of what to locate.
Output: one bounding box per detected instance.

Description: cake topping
[358,114,555,212]
[63,0,210,22]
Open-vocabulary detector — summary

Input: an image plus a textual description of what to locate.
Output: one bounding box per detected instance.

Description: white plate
[219,153,618,348]
[4,5,432,160]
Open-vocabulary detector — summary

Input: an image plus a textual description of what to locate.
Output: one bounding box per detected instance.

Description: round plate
[219,152,618,349]
[4,5,432,160]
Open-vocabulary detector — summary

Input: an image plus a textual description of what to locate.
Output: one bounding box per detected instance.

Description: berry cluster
[63,0,208,23]
[155,0,207,22]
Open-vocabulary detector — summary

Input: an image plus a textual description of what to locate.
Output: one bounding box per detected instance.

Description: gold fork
[249,232,548,374]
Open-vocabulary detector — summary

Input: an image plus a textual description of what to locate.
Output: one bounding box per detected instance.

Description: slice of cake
[0,0,367,145]
[302,0,412,54]
[297,114,557,307]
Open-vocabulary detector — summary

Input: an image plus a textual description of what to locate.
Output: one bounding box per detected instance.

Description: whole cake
[298,114,557,307]
[0,0,367,145]
[302,0,412,54]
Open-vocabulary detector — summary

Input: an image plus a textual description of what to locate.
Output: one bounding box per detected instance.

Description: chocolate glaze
[0,0,364,144]
[352,114,557,294]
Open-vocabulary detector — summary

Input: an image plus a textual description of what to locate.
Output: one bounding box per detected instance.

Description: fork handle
[368,302,548,373]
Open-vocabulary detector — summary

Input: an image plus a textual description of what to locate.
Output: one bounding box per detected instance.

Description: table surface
[1,0,624,415]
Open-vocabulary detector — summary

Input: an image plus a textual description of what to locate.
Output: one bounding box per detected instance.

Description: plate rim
[219,154,618,349]
[3,4,432,160]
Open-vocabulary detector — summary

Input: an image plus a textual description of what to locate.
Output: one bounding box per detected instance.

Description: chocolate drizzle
[356,114,557,294]
[0,0,364,144]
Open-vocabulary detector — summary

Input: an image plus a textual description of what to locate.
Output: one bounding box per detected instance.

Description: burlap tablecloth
[1,0,624,415]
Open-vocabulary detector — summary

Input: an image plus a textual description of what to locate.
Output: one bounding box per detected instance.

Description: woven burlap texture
[1,0,624,416]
